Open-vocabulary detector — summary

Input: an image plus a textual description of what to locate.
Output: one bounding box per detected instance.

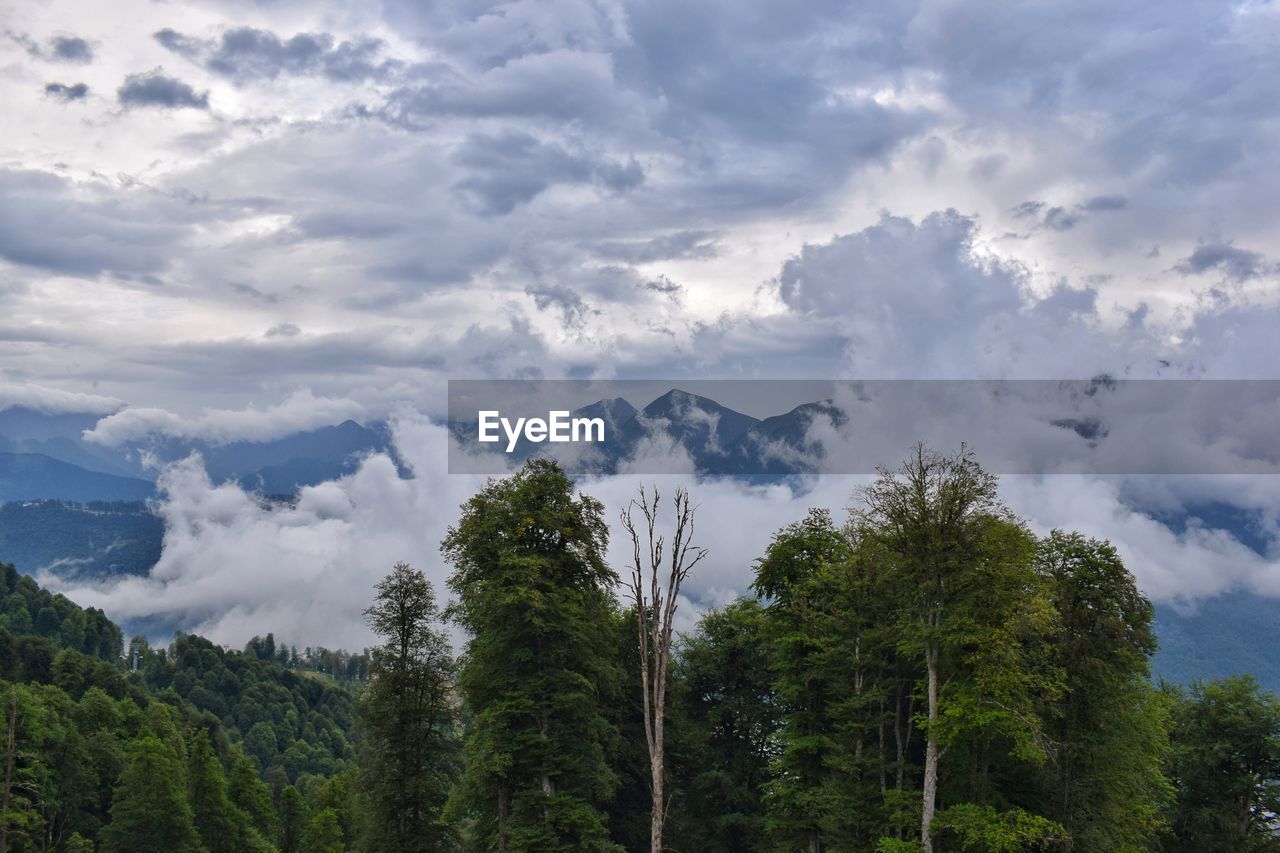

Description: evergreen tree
[277,785,307,853]
[359,561,459,852]
[1034,530,1170,850]
[228,745,277,842]
[752,508,851,851]
[98,736,204,853]
[443,459,622,852]
[187,729,240,853]
[303,807,345,853]
[668,598,779,852]
[1164,675,1280,851]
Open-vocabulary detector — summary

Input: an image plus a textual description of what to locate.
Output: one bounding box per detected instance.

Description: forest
[2,447,1280,852]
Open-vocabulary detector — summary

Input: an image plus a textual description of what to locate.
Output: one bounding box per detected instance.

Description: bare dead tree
[621,486,707,853]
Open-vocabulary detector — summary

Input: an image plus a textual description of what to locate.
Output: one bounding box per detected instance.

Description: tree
[277,785,307,853]
[853,444,1051,852]
[1034,531,1170,850]
[620,486,707,853]
[228,745,276,843]
[443,459,622,852]
[98,737,204,853]
[752,508,852,852]
[187,729,240,853]
[303,807,345,853]
[668,598,779,852]
[1164,676,1280,851]
[360,561,459,852]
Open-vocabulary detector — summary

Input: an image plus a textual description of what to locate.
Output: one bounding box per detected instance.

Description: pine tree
[187,729,240,853]
[303,807,345,853]
[277,785,307,853]
[752,508,851,851]
[98,737,204,853]
[228,745,276,842]
[359,561,459,852]
[443,459,622,852]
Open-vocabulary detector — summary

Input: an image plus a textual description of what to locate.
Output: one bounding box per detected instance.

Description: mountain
[1153,591,1280,693]
[0,499,162,579]
[0,404,393,497]
[123,419,391,491]
[0,453,155,502]
[616,389,760,470]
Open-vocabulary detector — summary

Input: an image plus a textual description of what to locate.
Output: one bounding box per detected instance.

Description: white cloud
[84,389,366,445]
[0,381,123,415]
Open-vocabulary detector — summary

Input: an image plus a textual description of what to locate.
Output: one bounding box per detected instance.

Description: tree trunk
[497,782,510,853]
[2,686,15,853]
[650,751,663,853]
[921,643,940,853]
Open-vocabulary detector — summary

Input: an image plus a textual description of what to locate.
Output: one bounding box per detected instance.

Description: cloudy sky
[5,0,1280,646]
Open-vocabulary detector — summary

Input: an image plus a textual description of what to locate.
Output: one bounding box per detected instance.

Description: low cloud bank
[83,389,367,447]
[46,412,1280,650]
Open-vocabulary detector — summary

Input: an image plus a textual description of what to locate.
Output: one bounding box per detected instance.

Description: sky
[4,0,1280,647]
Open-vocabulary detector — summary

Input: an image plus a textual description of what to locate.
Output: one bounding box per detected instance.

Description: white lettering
[478,411,500,443]
[478,411,606,451]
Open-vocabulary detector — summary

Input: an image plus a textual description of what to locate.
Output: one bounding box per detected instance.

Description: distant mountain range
[0,405,392,501]
[454,388,848,477]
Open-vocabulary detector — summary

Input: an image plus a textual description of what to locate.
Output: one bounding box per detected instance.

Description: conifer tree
[99,737,204,853]
[187,729,240,853]
[443,459,622,852]
[360,561,459,852]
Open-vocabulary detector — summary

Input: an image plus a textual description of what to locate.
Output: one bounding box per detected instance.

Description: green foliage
[303,807,345,853]
[1164,675,1280,851]
[188,728,241,853]
[277,784,307,853]
[0,562,121,660]
[931,803,1067,852]
[443,459,622,852]
[358,562,459,852]
[98,736,204,853]
[4,444,1280,853]
[667,598,779,852]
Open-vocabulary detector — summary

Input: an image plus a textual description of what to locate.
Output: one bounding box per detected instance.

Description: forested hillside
[4,453,1280,851]
[0,501,162,579]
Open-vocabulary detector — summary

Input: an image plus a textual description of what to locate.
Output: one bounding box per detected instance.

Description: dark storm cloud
[1176,243,1272,282]
[451,131,643,216]
[117,70,208,109]
[155,27,400,83]
[44,82,88,101]
[50,36,92,62]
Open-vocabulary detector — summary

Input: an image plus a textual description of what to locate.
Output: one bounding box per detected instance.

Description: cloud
[0,169,189,276]
[774,210,1142,378]
[0,382,123,415]
[155,27,400,83]
[117,70,209,109]
[49,36,92,62]
[84,389,367,446]
[46,409,1280,649]
[44,81,88,101]
[451,131,643,215]
[1176,242,1272,282]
